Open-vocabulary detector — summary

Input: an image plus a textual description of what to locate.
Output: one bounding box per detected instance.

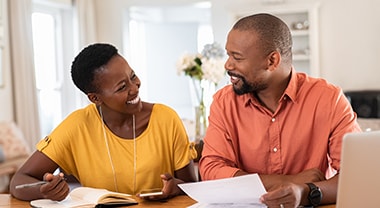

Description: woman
[10,43,197,201]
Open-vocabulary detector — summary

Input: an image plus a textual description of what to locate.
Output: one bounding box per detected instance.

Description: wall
[209,0,380,90]
[93,0,214,119]
[1,0,379,121]
[318,0,380,90]
[94,0,380,91]
[0,0,14,121]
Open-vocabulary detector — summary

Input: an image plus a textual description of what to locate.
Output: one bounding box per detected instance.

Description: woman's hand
[160,173,184,197]
[138,173,184,201]
[40,172,70,201]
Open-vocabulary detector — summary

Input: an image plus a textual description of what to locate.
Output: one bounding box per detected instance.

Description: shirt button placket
[270,116,282,173]
[271,117,278,153]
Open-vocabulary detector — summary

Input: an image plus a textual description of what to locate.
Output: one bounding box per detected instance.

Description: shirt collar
[243,67,299,106]
[282,68,298,103]
[243,93,255,106]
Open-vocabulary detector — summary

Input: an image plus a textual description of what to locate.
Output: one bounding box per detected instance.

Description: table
[0,194,195,207]
[0,194,336,207]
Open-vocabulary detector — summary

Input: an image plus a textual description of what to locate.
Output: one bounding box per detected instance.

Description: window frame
[32,0,77,136]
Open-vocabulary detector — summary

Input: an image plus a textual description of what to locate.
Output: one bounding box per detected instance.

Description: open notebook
[30,187,137,208]
[336,130,380,208]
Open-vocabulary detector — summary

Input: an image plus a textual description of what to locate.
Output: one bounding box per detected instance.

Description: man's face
[224,29,270,95]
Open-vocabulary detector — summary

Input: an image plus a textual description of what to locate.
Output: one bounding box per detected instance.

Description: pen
[15,181,48,189]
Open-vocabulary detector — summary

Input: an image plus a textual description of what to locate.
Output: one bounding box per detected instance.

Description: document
[30,187,137,208]
[178,174,267,207]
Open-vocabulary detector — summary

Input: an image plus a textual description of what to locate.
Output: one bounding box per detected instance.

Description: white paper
[178,174,267,206]
[188,202,267,208]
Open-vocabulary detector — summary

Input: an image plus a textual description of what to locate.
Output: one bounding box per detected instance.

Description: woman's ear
[267,51,281,71]
[87,93,102,105]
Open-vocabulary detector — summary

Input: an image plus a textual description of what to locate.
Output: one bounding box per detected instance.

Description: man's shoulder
[214,85,236,99]
[213,85,252,107]
[298,73,341,93]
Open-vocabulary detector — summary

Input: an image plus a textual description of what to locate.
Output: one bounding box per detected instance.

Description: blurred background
[0,0,379,149]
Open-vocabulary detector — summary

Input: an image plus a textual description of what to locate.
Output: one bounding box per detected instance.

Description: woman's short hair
[71,43,118,94]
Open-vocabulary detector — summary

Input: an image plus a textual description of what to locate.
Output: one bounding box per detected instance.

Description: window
[32,1,76,137]
[126,4,213,119]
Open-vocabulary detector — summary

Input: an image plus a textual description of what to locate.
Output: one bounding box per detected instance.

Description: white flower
[201,58,226,84]
[176,42,225,85]
[201,42,225,59]
[176,53,197,74]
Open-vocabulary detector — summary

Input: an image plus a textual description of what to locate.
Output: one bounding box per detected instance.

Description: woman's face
[92,54,143,114]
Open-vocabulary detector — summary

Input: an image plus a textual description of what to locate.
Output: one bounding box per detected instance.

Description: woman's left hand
[137,173,183,201]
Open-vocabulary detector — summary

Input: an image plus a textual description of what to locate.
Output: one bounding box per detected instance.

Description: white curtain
[73,0,98,107]
[74,0,98,48]
[8,0,41,149]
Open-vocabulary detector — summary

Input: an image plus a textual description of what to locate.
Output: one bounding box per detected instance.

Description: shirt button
[283,97,287,100]
[273,147,278,152]
[271,118,276,122]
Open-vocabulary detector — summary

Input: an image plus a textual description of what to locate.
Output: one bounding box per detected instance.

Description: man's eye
[233,56,243,61]
[228,53,243,61]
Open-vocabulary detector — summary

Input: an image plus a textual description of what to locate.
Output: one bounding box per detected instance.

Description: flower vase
[194,102,207,142]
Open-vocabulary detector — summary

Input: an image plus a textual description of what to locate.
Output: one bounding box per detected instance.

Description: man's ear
[87,93,102,105]
[267,51,281,71]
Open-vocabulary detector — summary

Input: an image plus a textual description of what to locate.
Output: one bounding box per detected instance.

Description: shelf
[291,30,309,36]
[293,54,310,61]
[231,2,320,77]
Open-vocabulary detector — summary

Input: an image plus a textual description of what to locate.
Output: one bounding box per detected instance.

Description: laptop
[336,130,380,208]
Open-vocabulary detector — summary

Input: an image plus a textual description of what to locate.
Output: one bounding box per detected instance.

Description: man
[199,13,361,207]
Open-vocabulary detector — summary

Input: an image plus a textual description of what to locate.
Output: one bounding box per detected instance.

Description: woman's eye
[118,84,126,91]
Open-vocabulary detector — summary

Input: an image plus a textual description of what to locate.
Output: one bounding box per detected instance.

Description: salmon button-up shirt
[199,70,362,180]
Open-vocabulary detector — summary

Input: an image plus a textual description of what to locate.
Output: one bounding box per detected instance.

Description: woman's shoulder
[47,104,98,140]
[151,103,176,114]
[149,103,181,123]
[66,104,97,119]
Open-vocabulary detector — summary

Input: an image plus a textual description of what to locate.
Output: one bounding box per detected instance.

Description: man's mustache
[227,71,244,80]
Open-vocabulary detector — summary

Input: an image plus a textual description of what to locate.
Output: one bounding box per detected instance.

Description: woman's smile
[127,96,140,104]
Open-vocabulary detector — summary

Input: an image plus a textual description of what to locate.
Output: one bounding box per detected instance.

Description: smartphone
[139,188,163,197]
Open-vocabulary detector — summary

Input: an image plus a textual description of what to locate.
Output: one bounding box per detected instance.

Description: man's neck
[255,72,291,113]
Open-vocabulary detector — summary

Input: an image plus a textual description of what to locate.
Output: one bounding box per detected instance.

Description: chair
[0,121,31,193]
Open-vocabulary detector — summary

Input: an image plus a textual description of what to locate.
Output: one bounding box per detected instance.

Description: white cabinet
[232,3,320,77]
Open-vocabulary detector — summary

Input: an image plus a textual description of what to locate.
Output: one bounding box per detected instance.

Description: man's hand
[260,183,307,208]
[259,168,326,207]
[40,172,70,201]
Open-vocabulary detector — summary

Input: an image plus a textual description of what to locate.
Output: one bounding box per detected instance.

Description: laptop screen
[336,131,380,208]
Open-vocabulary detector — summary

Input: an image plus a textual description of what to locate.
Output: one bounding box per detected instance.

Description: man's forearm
[313,174,338,205]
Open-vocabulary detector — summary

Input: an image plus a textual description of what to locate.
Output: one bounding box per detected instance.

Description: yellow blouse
[37,103,196,194]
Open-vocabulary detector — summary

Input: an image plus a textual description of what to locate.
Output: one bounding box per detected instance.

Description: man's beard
[232,76,266,95]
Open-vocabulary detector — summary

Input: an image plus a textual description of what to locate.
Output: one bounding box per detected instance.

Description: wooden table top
[0,194,336,207]
[0,194,195,207]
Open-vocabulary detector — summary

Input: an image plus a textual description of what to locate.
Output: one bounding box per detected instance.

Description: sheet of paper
[178,174,267,205]
[188,202,267,208]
